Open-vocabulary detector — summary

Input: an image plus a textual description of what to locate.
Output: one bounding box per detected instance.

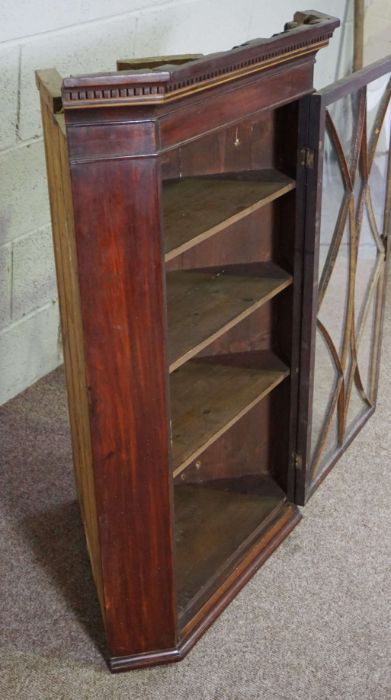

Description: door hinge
[294,453,303,471]
[299,146,315,169]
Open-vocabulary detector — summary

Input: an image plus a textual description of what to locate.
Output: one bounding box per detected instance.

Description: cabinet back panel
[162,111,275,179]
[165,206,274,272]
[175,397,271,483]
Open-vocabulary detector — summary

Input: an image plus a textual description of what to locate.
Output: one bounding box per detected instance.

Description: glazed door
[296,56,391,504]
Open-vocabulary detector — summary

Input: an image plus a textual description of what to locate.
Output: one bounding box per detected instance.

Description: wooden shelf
[163,169,296,262]
[171,351,289,478]
[175,474,288,618]
[167,262,292,371]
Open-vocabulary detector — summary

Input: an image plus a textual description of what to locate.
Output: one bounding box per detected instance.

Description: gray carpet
[1,287,390,700]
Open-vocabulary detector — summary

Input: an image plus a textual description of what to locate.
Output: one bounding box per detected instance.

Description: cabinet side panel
[40,99,104,610]
[67,147,177,657]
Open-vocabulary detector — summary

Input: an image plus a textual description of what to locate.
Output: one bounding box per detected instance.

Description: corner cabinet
[35,11,391,672]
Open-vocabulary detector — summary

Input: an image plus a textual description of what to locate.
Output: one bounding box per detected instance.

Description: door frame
[294,55,391,505]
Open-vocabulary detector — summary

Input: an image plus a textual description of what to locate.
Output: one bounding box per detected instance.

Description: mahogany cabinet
[36,10,390,672]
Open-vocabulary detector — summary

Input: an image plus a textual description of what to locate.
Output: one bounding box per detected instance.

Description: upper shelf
[163,169,295,262]
[167,262,292,372]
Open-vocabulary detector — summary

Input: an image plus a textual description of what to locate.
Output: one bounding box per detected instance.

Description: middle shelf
[171,350,289,478]
[167,262,292,371]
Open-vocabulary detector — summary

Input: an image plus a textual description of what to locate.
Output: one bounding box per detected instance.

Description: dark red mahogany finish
[36,11,342,672]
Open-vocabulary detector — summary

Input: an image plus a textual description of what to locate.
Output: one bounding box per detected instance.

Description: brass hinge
[294,453,303,470]
[299,146,315,169]
[169,419,173,446]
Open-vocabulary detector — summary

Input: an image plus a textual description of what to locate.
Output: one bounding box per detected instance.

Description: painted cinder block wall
[0,0,388,404]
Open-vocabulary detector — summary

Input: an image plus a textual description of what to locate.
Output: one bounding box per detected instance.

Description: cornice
[62,11,340,111]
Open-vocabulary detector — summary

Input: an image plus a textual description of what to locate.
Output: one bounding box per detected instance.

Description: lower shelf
[171,351,289,477]
[174,474,289,621]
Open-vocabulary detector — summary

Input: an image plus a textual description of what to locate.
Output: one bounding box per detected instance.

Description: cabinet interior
[161,103,299,624]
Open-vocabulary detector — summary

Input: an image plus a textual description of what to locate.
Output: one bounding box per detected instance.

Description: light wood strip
[167,263,292,371]
[117,54,203,71]
[163,170,295,262]
[55,113,67,137]
[171,351,289,478]
[39,95,104,611]
[36,69,63,113]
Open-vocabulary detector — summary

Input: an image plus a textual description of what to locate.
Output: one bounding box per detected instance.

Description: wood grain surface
[175,474,287,616]
[37,71,104,611]
[167,262,292,370]
[171,351,289,477]
[163,170,295,261]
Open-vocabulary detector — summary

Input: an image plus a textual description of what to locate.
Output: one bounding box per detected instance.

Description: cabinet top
[61,10,339,111]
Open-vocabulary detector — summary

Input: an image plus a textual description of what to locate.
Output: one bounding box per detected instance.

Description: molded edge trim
[108,503,301,672]
[62,12,339,110]
[62,43,328,110]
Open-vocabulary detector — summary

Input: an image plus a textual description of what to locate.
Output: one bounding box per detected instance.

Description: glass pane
[346,380,368,435]
[314,411,340,477]
[356,274,380,401]
[367,75,391,235]
[327,90,361,176]
[318,130,345,277]
[355,205,381,324]
[345,276,380,434]
[318,220,350,358]
[310,325,339,465]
